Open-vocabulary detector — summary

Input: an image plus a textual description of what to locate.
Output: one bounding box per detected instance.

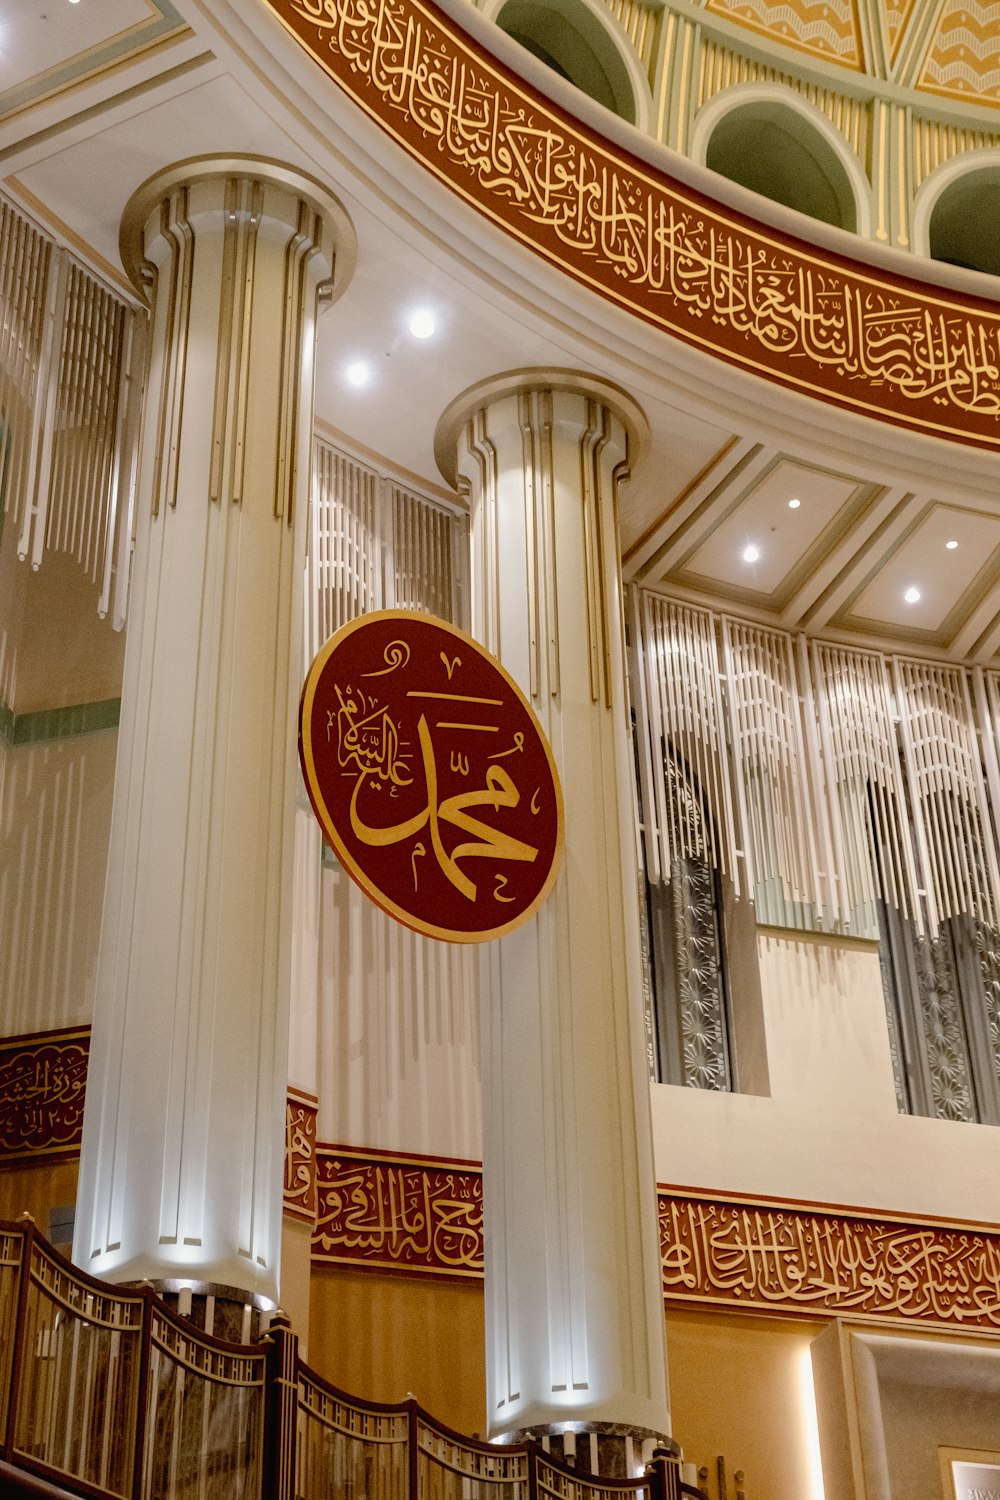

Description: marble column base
[498,1423,681,1478]
[142,1279,277,1344]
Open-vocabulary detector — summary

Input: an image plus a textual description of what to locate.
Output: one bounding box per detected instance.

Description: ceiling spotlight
[408,308,436,339]
[904,586,921,604]
[345,360,371,388]
[946,539,959,550]
[742,544,760,563]
[788,498,801,509]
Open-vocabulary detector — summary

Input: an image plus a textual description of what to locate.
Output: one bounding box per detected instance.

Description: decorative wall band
[658,1189,1000,1331]
[284,1088,319,1223]
[0,1028,89,1160]
[313,1145,484,1278]
[0,696,121,749]
[266,0,1000,451]
[9,1036,1000,1331]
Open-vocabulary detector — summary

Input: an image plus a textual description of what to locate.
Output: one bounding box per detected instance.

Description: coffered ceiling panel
[837,504,1000,643]
[0,0,184,120]
[675,458,860,598]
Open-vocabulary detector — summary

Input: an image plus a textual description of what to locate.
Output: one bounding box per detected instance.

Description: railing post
[646,1447,681,1500]
[407,1398,420,1500]
[131,1284,154,1500]
[527,1442,539,1500]
[3,1217,36,1462]
[263,1311,300,1500]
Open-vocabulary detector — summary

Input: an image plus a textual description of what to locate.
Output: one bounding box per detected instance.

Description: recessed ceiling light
[345,360,371,388]
[945,539,959,550]
[408,308,436,339]
[788,498,801,509]
[743,544,760,563]
[904,586,921,604]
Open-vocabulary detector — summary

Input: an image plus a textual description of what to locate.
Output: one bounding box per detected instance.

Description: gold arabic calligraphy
[338,686,539,902]
[0,1032,89,1157]
[284,1094,319,1221]
[314,1151,484,1275]
[274,0,1000,445]
[660,1195,1000,1328]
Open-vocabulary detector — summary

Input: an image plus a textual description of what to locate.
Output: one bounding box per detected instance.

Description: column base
[139,1279,277,1344]
[496,1423,680,1478]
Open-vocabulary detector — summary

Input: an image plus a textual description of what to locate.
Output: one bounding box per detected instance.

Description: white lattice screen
[0,195,143,629]
[721,616,829,925]
[811,641,919,931]
[307,435,468,663]
[893,657,1000,930]
[633,592,739,892]
[634,588,1000,937]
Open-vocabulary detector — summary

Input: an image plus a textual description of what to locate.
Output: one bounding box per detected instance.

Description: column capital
[433,366,649,488]
[119,154,356,304]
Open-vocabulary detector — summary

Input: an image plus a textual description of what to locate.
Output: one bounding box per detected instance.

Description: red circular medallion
[299,611,564,942]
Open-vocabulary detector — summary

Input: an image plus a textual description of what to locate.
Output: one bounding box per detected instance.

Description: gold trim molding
[265,0,1000,451]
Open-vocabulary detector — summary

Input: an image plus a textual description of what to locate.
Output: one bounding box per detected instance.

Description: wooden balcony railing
[0,1219,700,1500]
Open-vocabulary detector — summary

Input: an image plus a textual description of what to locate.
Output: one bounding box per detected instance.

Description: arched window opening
[494,0,638,125]
[705,101,858,232]
[928,170,1000,277]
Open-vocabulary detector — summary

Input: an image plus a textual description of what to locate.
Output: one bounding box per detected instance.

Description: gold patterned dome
[703,0,1000,105]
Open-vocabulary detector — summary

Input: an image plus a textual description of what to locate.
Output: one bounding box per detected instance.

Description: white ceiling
[1,0,997,663]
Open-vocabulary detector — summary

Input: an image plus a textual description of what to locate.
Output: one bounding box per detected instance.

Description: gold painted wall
[665,1308,825,1499]
[308,1265,488,1435]
[0,1157,79,1239]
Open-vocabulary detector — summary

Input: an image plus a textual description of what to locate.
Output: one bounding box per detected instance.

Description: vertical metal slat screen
[0,192,142,626]
[308,436,469,666]
[634,592,740,893]
[893,656,1000,932]
[721,616,827,928]
[811,640,920,936]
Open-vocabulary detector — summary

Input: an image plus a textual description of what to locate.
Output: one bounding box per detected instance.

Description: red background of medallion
[300,612,563,941]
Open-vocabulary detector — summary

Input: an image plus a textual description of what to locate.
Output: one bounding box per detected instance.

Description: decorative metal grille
[633,588,1000,1108]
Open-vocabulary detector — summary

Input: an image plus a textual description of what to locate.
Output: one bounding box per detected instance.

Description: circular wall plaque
[299,610,564,942]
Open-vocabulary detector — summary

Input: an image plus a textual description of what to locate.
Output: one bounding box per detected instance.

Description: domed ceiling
[702,0,1000,105]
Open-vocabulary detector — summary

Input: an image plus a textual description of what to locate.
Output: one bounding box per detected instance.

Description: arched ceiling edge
[263,0,1000,454]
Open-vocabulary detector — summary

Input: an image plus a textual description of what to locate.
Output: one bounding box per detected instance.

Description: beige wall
[0,729,118,1035]
[652,930,1000,1225]
[0,1157,79,1235]
[666,1307,826,1499]
[0,521,124,716]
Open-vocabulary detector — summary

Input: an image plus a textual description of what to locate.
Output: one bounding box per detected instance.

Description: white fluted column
[436,372,671,1462]
[73,160,354,1304]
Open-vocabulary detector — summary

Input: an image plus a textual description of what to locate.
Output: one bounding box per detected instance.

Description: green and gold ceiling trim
[267,0,1000,452]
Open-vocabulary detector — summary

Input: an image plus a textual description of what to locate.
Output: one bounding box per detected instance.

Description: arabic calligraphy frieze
[313,1146,484,1276]
[0,1028,90,1159]
[659,1192,1000,1329]
[267,0,1000,450]
[284,1089,319,1222]
[299,610,564,942]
